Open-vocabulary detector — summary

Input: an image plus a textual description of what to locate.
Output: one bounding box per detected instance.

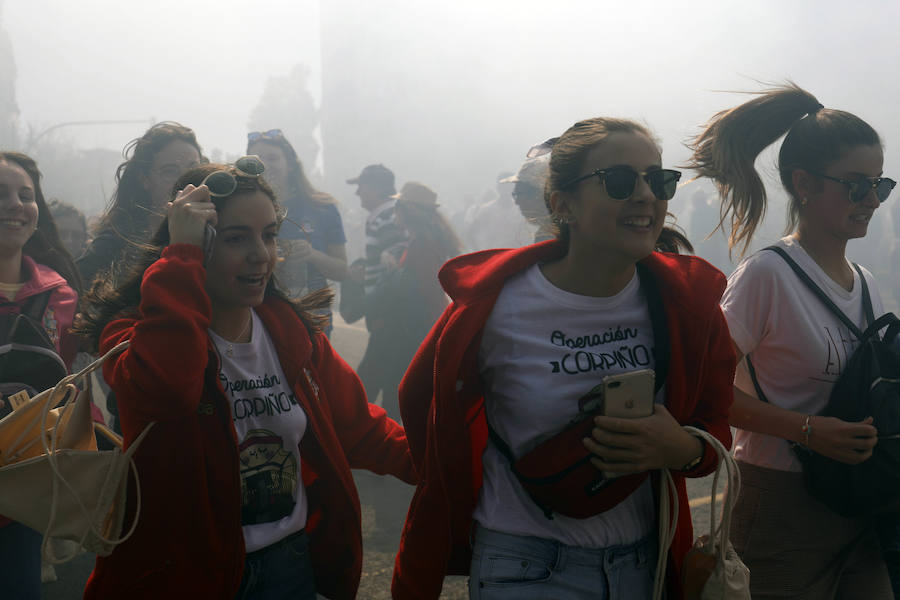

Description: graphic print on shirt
[548,326,653,375]
[820,325,858,382]
[238,428,298,525]
[221,370,301,420]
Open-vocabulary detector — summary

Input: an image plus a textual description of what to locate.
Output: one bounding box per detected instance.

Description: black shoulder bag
[747,246,900,517]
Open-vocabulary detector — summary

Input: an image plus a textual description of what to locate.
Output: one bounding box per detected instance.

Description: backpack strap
[20,290,53,324]
[745,355,770,404]
[763,246,864,339]
[852,263,876,330]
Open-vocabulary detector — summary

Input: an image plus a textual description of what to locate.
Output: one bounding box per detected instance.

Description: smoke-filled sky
[5,0,900,249]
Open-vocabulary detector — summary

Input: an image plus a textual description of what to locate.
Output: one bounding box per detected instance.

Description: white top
[474,264,660,548]
[721,237,884,472]
[210,309,309,552]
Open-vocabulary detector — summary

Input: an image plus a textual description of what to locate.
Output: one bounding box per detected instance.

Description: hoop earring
[801,196,808,206]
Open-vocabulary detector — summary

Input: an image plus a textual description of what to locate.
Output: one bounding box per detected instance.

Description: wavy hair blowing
[546,117,692,254]
[94,122,204,241]
[74,163,331,351]
[686,83,880,256]
[0,152,82,293]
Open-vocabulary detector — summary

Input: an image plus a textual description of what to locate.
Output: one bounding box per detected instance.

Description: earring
[801,196,808,206]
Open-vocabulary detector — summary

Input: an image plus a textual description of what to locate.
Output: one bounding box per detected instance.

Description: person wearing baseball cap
[340,164,408,420]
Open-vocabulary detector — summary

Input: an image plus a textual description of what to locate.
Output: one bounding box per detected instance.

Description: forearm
[729,385,806,444]
[307,248,349,281]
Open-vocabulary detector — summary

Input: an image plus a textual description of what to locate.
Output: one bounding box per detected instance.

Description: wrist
[669,430,704,471]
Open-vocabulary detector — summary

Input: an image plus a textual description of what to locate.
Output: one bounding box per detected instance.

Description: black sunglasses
[247,129,284,143]
[564,166,682,201]
[200,155,266,197]
[811,172,896,204]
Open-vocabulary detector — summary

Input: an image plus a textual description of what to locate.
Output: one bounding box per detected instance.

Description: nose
[860,186,880,209]
[248,236,271,264]
[0,192,23,212]
[630,175,656,204]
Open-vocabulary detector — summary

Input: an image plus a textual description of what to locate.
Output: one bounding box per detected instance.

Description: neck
[791,227,851,286]
[0,250,23,284]
[541,242,636,297]
[210,306,253,342]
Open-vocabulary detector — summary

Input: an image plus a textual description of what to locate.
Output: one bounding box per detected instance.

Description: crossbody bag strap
[763,246,864,339]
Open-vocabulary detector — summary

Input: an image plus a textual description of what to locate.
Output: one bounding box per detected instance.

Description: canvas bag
[748,246,900,517]
[653,427,750,600]
[0,341,152,563]
[486,263,670,519]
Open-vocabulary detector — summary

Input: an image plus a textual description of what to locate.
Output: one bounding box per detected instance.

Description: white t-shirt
[474,264,661,548]
[721,237,885,472]
[209,309,309,552]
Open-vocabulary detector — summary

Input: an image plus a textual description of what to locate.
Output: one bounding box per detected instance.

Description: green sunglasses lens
[603,168,639,200]
[649,170,681,201]
[203,171,237,197]
[235,155,265,177]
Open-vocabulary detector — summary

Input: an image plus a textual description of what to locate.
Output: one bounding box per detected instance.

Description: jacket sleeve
[398,305,452,473]
[99,244,212,422]
[313,332,417,484]
[683,305,735,477]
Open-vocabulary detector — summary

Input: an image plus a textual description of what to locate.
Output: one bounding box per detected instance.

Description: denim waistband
[245,528,307,558]
[473,523,656,569]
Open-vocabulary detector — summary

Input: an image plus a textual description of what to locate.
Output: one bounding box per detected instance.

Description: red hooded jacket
[83,244,416,600]
[391,241,735,599]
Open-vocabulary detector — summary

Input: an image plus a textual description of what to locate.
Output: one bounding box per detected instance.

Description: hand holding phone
[167,184,217,251]
[601,369,655,419]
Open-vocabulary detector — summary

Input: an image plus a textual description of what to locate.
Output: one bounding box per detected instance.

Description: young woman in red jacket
[392,118,735,599]
[75,160,416,600]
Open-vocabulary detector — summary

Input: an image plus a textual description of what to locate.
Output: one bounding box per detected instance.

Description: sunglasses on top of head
[246,129,284,144]
[200,155,266,198]
[810,172,896,204]
[563,166,682,201]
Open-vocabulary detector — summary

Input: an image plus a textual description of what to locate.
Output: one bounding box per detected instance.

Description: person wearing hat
[501,152,554,242]
[341,164,408,420]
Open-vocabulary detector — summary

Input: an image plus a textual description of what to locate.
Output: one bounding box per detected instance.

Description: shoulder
[642,252,726,306]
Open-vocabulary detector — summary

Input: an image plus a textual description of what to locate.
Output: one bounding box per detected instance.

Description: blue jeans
[469,524,658,600]
[235,529,316,600]
[0,521,42,600]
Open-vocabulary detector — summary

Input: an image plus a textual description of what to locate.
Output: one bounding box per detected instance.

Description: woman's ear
[549,190,574,222]
[791,169,816,201]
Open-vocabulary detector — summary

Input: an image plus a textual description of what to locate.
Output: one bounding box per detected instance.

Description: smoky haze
[2,0,899,280]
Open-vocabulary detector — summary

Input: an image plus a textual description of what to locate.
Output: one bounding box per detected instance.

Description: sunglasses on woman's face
[812,172,897,204]
[564,166,682,201]
[246,129,284,144]
[200,155,266,197]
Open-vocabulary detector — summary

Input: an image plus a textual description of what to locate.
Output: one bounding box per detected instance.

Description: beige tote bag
[0,341,152,563]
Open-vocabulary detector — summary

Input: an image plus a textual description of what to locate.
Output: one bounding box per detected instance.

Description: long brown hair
[74,163,330,351]
[685,83,880,256]
[0,152,82,293]
[94,122,204,241]
[546,117,692,254]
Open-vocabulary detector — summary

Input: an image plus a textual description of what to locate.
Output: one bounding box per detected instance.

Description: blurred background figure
[76,122,203,288]
[47,199,88,259]
[462,171,524,251]
[381,181,462,361]
[340,163,408,417]
[247,129,348,334]
[501,147,553,242]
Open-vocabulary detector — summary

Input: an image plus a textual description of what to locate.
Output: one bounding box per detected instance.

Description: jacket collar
[438,240,726,311]
[253,297,314,384]
[12,255,68,302]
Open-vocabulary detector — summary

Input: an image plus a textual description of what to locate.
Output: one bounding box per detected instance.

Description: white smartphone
[601,369,655,419]
[599,369,655,480]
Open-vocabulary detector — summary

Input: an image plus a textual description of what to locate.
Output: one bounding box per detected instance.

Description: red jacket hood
[439,239,726,311]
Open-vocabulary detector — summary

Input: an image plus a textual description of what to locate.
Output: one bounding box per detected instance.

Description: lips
[0,218,29,229]
[850,213,872,224]
[236,274,268,288]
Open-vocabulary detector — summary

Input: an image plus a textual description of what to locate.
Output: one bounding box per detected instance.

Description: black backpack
[747,246,900,517]
[0,291,68,419]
